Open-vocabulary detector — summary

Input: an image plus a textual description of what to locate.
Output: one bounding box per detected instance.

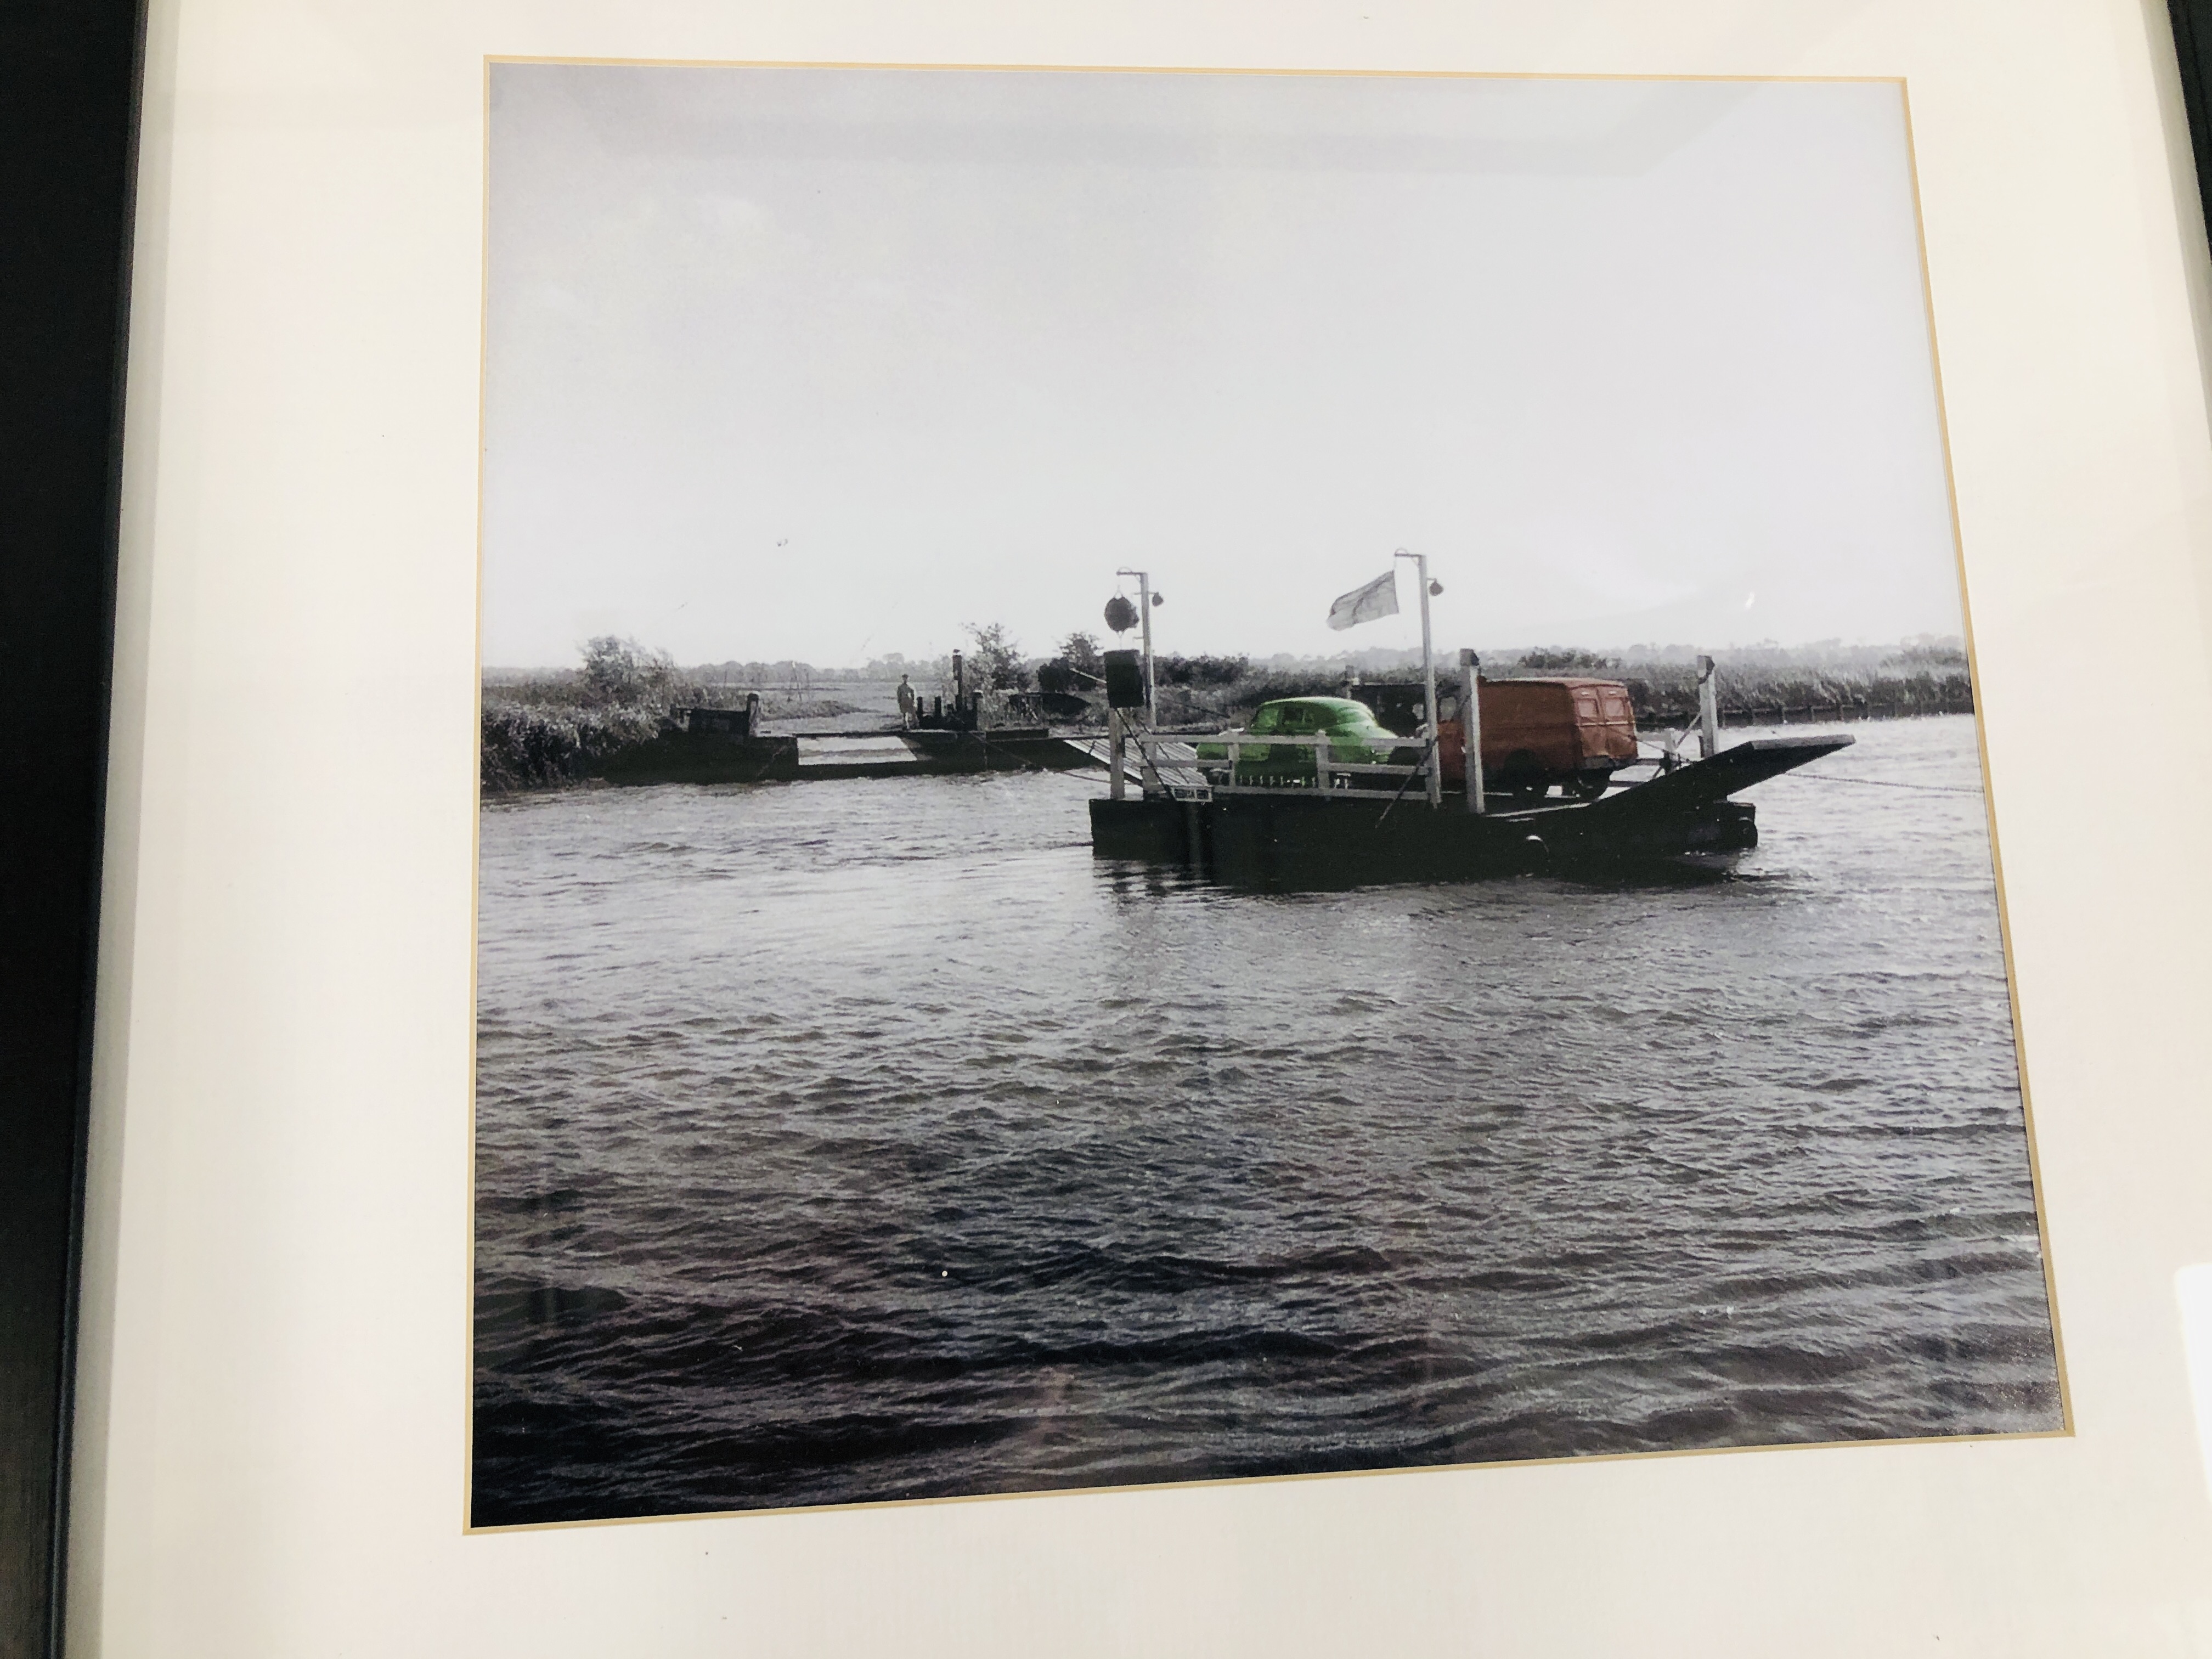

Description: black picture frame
[2171,0,2212,248]
[7,9,2212,1655]
[0,0,147,1654]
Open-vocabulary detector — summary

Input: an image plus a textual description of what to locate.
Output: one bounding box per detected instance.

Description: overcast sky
[482,65,1962,670]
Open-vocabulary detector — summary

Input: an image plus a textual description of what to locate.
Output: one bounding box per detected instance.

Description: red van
[1436,677,1639,801]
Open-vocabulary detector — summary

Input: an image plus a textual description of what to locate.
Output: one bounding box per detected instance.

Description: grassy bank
[481,701,667,792]
[1599,662,1972,726]
[1138,643,1973,729]
[483,639,697,791]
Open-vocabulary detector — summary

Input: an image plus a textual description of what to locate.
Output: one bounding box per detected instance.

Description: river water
[472,713,2060,1526]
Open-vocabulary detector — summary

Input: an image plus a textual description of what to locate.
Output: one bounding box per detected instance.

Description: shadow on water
[1090,854,1738,898]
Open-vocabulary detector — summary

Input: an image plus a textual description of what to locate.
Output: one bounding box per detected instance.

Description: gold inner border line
[487,55,1906,82]
[464,57,2068,1538]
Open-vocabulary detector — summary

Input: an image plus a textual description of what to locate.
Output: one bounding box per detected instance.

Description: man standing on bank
[897,673,917,728]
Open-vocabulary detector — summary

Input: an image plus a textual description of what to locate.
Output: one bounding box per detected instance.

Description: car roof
[1258,696,1374,715]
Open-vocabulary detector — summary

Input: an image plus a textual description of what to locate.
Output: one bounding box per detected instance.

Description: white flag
[1327,569,1399,630]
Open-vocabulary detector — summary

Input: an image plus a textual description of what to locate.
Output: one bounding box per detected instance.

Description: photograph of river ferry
[470,64,2061,1526]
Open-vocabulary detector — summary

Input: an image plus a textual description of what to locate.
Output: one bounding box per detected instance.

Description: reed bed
[482,637,696,791]
[1611,662,1973,725]
[481,702,665,792]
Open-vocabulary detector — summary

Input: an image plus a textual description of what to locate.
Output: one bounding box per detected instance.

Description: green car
[1193,697,1405,786]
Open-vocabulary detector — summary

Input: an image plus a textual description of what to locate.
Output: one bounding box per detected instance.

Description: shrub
[483,635,701,791]
[964,622,1031,691]
[1222,670,1346,713]
[1057,631,1103,676]
[580,635,685,710]
[1515,647,1621,673]
[1158,653,1251,687]
[481,701,664,791]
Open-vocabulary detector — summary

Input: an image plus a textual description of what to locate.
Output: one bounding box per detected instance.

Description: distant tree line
[481,629,1976,787]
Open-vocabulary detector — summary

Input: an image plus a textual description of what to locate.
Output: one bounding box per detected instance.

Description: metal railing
[1126,729,1431,799]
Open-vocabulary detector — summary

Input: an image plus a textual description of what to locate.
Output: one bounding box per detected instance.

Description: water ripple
[473,717,2058,1524]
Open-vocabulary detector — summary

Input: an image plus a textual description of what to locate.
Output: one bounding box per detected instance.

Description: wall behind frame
[73,2,2212,1655]
[0,0,141,1655]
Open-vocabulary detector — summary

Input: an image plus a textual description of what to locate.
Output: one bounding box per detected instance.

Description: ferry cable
[976,729,1118,785]
[1374,736,1437,825]
[1780,771,1982,795]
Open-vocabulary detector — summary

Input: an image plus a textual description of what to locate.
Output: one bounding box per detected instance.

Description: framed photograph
[65,2,2212,1653]
[471,60,2060,1531]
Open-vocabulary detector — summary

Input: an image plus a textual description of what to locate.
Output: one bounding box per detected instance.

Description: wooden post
[1459,648,1483,814]
[1108,708,1125,800]
[1314,732,1331,794]
[1696,654,1719,759]
[1136,726,1161,794]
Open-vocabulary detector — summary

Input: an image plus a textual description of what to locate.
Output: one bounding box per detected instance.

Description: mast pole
[1116,565,1158,726]
[1404,551,1441,808]
[1137,569,1156,721]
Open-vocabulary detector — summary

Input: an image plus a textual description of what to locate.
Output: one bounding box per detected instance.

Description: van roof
[1492,676,1630,691]
[1352,676,1629,692]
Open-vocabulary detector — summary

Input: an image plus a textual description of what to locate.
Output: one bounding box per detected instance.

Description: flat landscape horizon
[482,631,1974,681]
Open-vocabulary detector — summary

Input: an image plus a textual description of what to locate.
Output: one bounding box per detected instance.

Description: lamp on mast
[1115,568,1163,721]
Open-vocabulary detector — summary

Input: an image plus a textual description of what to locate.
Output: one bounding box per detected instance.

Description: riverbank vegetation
[481,637,685,791]
[482,636,865,790]
[1120,639,1974,729]
[483,633,1974,789]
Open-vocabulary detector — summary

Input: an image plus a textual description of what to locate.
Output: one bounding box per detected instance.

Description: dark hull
[1088,736,1852,889]
[1090,793,1756,887]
